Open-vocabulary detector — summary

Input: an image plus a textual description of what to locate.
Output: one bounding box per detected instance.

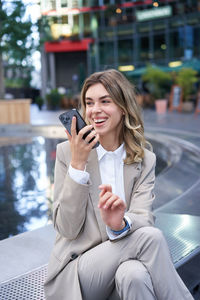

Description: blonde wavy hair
[81,69,150,164]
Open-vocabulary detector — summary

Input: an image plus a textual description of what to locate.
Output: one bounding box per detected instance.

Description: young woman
[44,69,193,300]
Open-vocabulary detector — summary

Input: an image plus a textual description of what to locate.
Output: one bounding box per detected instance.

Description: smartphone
[59,109,99,148]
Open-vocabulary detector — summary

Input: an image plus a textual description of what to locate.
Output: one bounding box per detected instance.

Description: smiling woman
[44,69,193,300]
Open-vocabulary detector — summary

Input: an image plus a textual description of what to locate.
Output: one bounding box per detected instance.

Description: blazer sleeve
[52,142,91,240]
[125,150,156,233]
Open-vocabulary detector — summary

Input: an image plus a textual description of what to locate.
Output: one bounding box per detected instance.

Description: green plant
[0,0,35,98]
[35,96,44,110]
[46,89,63,110]
[175,68,198,102]
[142,66,172,100]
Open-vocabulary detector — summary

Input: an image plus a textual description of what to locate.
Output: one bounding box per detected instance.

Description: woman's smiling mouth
[94,118,107,126]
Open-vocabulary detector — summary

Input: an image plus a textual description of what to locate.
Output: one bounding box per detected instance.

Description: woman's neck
[99,136,123,152]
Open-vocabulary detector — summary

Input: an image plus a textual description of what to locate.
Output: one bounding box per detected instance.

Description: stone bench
[1,214,200,299]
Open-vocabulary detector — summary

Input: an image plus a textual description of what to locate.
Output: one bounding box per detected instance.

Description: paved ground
[31,105,200,141]
[143,108,200,134]
[142,108,200,147]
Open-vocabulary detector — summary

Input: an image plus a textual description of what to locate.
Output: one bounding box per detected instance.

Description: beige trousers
[78,227,194,300]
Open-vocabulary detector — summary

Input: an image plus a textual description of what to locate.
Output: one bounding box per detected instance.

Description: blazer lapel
[124,162,141,209]
[86,149,107,241]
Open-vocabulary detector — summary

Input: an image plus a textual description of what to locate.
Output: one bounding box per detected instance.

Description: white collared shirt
[96,143,126,202]
[68,143,132,240]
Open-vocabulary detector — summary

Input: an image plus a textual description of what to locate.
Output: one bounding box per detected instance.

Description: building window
[118,39,133,64]
[82,0,99,6]
[99,41,115,66]
[194,27,200,56]
[50,0,56,10]
[138,23,150,34]
[170,29,184,59]
[138,36,149,61]
[83,13,91,37]
[61,0,67,7]
[153,33,166,60]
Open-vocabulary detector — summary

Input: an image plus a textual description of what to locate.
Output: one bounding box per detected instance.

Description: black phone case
[59,109,99,148]
[59,109,86,135]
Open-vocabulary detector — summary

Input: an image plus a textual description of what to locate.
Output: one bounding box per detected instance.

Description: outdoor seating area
[1,215,200,300]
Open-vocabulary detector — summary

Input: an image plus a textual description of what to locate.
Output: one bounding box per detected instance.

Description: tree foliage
[142,66,172,100]
[0,0,35,97]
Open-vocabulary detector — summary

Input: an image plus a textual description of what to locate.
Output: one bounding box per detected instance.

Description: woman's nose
[92,103,102,112]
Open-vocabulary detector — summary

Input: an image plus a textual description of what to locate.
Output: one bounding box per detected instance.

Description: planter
[182,101,194,113]
[0,99,31,124]
[155,99,168,114]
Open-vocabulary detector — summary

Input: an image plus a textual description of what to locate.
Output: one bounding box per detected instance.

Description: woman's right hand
[65,116,99,170]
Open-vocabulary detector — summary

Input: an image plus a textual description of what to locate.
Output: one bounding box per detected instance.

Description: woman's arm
[53,117,99,239]
[52,143,91,240]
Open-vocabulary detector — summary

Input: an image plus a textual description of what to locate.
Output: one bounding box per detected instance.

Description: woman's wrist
[110,219,126,232]
[111,218,130,235]
[71,161,86,171]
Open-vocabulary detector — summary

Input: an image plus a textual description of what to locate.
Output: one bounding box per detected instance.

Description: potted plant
[35,96,44,110]
[46,88,63,110]
[142,66,172,114]
[175,68,198,112]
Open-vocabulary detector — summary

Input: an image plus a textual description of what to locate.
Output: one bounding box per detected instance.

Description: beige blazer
[44,141,156,300]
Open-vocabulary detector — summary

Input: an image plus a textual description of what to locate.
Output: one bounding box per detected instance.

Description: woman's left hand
[98,184,126,231]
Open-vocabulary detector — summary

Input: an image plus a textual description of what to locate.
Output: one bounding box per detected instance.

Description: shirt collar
[96,143,125,162]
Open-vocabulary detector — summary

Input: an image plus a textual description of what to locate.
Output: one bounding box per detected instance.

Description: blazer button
[71,253,78,260]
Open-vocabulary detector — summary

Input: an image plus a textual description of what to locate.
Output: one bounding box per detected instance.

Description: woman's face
[85,83,124,141]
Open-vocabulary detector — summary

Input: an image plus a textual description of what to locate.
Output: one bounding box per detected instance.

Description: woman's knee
[136,226,165,245]
[115,260,150,287]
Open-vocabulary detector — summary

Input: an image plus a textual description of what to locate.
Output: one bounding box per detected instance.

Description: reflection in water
[0,137,64,240]
[0,137,166,240]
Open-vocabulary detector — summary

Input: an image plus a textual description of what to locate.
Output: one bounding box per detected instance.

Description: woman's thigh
[78,227,159,300]
[78,240,122,300]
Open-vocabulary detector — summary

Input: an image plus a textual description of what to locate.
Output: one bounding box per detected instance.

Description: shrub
[175,68,198,102]
[142,66,172,100]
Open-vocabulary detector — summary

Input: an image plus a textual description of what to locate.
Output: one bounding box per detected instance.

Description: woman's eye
[86,101,93,106]
[102,99,110,103]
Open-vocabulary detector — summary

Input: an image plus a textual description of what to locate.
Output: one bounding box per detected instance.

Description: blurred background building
[39,0,200,97]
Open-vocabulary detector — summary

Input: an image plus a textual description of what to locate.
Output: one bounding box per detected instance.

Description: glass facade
[40,0,200,91]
